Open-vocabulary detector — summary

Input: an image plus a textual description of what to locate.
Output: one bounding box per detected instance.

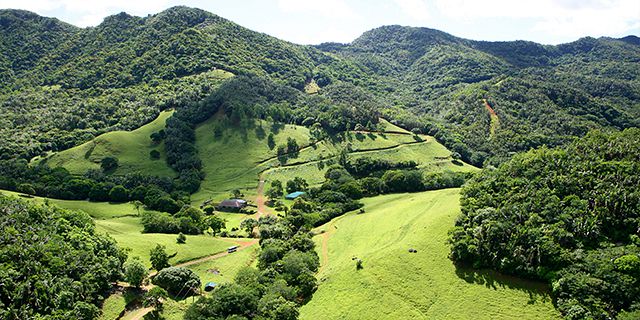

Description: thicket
[448,129,640,319]
[141,206,225,235]
[184,216,319,320]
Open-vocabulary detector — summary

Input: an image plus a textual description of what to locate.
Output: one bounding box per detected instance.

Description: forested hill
[318,25,640,165]
[0,6,363,91]
[1,7,639,167]
[0,6,365,159]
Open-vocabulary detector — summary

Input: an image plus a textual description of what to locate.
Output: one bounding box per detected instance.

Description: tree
[267,133,276,150]
[150,130,166,144]
[73,302,100,320]
[269,180,283,199]
[124,257,147,288]
[286,137,299,157]
[231,189,242,199]
[0,195,126,318]
[108,185,129,202]
[149,149,160,159]
[184,283,258,320]
[17,183,35,195]
[153,267,201,297]
[100,156,119,172]
[177,232,186,244]
[150,244,170,271]
[338,180,363,199]
[89,183,112,201]
[258,295,298,320]
[133,200,143,215]
[277,145,287,163]
[143,287,168,311]
[286,177,308,194]
[240,218,258,236]
[202,205,215,215]
[204,215,226,235]
[265,189,281,203]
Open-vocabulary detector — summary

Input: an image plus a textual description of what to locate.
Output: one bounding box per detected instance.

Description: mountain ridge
[0,6,638,168]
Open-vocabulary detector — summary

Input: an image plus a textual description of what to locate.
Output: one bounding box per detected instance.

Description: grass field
[263,131,478,188]
[36,110,177,177]
[299,189,561,320]
[95,216,243,268]
[188,245,258,287]
[192,116,312,205]
[0,189,140,219]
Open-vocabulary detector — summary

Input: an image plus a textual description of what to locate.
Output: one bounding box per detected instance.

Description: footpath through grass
[300,189,561,320]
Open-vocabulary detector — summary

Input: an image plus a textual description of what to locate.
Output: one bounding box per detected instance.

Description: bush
[100,156,119,172]
[144,287,168,310]
[177,232,187,244]
[124,257,148,288]
[150,244,170,271]
[149,149,161,159]
[108,185,129,202]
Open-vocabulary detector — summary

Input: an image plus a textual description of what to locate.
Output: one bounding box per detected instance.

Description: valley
[0,5,638,320]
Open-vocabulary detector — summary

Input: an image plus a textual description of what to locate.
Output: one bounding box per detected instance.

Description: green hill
[3,7,638,167]
[36,110,176,177]
[300,189,561,319]
[0,7,364,160]
[320,25,640,166]
[192,116,476,201]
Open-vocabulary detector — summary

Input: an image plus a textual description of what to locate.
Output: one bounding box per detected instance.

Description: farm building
[285,191,306,200]
[216,199,247,212]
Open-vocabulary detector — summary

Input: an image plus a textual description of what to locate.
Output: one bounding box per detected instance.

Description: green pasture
[299,189,561,320]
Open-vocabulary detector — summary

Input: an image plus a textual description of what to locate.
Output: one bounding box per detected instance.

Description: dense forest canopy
[449,128,640,319]
[1,7,639,166]
[0,195,127,319]
[322,26,640,166]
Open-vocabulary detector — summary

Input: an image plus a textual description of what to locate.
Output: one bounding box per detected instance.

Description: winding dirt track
[255,175,267,218]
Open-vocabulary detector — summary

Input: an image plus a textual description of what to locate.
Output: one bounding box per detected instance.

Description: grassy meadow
[192,116,312,205]
[299,189,561,320]
[36,110,176,177]
[0,189,246,269]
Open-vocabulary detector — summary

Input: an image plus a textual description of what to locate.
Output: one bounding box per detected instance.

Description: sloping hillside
[0,7,364,159]
[36,110,176,177]
[318,25,640,166]
[300,189,561,319]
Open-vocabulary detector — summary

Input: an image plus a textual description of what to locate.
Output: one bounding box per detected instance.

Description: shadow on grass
[454,265,556,306]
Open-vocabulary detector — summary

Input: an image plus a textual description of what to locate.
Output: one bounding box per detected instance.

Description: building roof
[218,199,247,208]
[285,191,306,199]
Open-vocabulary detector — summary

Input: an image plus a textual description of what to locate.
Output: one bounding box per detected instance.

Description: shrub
[150,244,170,271]
[108,185,129,202]
[149,149,161,159]
[100,156,119,172]
[177,232,187,244]
[124,257,148,288]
